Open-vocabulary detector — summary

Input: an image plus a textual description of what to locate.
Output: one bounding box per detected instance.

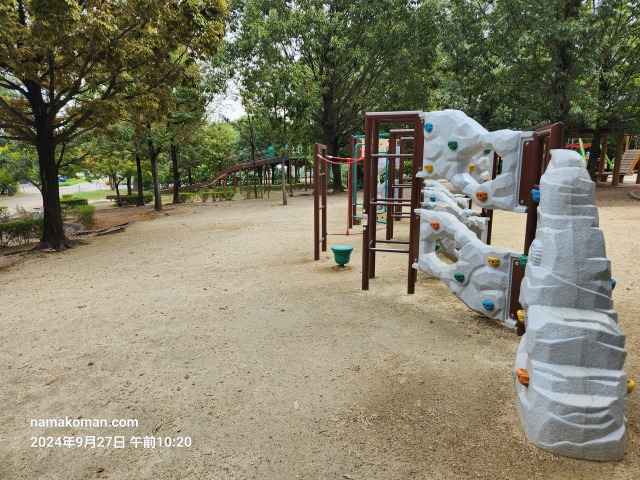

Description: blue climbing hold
[424,123,433,133]
[482,300,495,311]
[429,195,436,202]
[611,278,617,290]
[531,188,540,203]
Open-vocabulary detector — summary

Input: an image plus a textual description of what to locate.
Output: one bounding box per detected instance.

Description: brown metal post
[408,120,424,294]
[522,123,563,255]
[481,152,499,245]
[362,117,372,290]
[313,144,328,261]
[513,122,563,335]
[369,119,380,279]
[386,131,398,241]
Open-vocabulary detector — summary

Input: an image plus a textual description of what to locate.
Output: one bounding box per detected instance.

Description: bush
[0,218,43,245]
[116,194,153,206]
[178,192,196,203]
[0,206,9,221]
[60,197,88,210]
[75,205,95,228]
[199,190,210,202]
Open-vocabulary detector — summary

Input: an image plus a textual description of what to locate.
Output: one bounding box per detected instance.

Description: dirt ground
[0,184,639,480]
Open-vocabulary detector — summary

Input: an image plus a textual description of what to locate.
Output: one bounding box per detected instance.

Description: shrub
[116,194,153,206]
[75,205,95,228]
[199,190,210,202]
[0,218,43,245]
[178,192,196,203]
[0,206,9,222]
[60,197,88,210]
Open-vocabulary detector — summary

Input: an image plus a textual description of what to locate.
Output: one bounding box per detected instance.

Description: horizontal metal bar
[369,247,410,254]
[375,239,409,245]
[370,198,411,204]
[370,153,414,158]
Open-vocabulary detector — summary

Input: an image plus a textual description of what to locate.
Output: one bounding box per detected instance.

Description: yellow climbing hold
[628,379,635,394]
[425,164,433,173]
[469,164,475,173]
[487,257,500,268]
[517,310,525,323]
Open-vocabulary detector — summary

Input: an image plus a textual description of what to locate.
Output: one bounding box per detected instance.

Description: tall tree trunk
[113,174,122,206]
[171,142,180,204]
[587,126,603,180]
[136,155,145,206]
[281,155,288,205]
[147,125,163,212]
[126,176,132,196]
[187,167,193,185]
[36,125,68,250]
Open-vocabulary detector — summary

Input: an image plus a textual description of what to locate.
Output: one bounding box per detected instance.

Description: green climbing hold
[454,273,465,282]
[519,255,528,268]
[483,149,491,155]
[435,242,441,252]
[448,140,458,151]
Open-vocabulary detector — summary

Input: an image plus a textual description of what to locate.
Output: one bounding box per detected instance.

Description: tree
[582,1,640,177]
[0,0,227,250]
[229,0,430,191]
[83,124,138,204]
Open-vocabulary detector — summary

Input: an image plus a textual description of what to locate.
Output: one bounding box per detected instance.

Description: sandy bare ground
[0,185,639,479]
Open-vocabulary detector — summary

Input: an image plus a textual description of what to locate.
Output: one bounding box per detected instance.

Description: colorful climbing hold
[448,140,458,151]
[482,178,491,183]
[483,149,492,155]
[628,379,636,394]
[429,195,437,202]
[611,278,617,290]
[430,221,440,230]
[482,300,495,310]
[517,310,525,323]
[487,257,500,268]
[435,242,441,252]
[519,255,528,268]
[476,191,488,202]
[454,273,465,282]
[531,188,541,203]
[424,122,433,133]
[517,368,530,387]
[469,164,476,173]
[425,164,433,173]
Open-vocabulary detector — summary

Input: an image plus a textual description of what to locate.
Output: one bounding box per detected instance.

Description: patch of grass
[63,190,118,201]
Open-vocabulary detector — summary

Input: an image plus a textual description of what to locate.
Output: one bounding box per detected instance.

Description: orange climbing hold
[476,191,488,202]
[430,221,440,230]
[517,368,530,386]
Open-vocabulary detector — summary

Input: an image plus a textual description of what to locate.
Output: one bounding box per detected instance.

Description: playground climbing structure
[412,109,629,461]
[515,149,628,461]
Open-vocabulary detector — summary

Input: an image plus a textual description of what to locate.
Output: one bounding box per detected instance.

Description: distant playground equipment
[565,133,640,185]
[312,109,631,461]
[160,147,314,198]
